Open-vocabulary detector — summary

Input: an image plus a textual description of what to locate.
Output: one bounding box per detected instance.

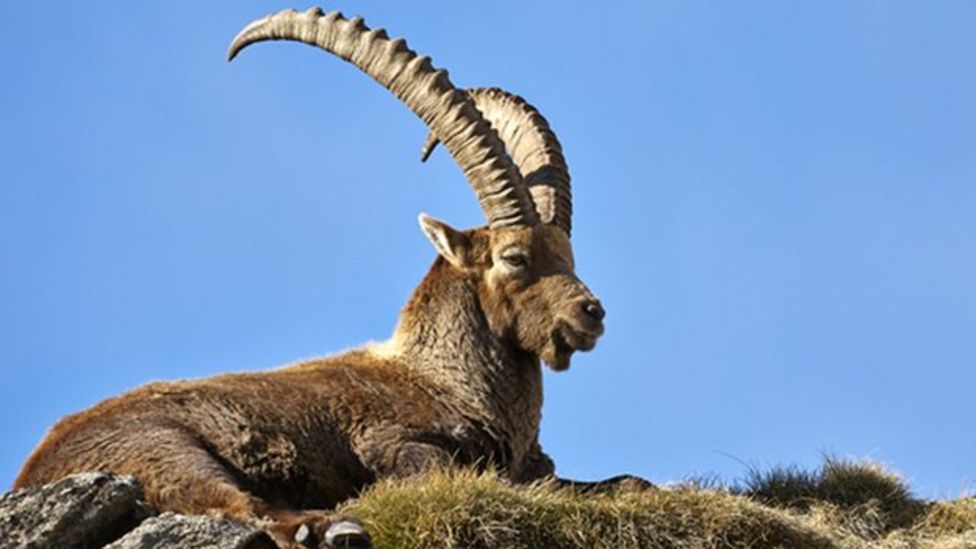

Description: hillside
[2,459,973,548]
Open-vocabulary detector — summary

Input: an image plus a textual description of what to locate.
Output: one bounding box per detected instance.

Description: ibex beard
[14,7,608,549]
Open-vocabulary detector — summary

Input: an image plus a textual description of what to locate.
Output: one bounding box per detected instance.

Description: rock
[0,472,149,548]
[0,472,277,548]
[105,512,276,549]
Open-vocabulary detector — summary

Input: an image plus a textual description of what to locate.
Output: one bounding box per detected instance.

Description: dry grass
[336,460,975,548]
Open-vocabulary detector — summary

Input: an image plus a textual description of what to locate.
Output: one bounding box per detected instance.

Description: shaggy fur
[15,223,608,546]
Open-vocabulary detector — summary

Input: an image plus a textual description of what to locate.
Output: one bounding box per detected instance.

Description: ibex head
[418,217,603,371]
[229,9,604,370]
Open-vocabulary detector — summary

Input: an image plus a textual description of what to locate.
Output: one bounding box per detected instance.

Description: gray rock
[105,512,276,549]
[0,472,149,548]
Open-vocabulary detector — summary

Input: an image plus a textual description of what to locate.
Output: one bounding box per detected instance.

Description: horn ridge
[419,87,572,235]
[229,8,538,229]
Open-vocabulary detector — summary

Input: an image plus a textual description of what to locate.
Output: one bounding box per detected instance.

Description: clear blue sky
[1,2,973,499]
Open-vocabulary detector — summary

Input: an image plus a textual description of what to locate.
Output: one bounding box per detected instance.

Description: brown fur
[15,223,606,546]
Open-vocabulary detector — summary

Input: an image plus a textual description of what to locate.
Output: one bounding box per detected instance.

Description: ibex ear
[418,213,472,269]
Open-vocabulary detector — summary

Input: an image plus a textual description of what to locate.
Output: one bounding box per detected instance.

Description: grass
[336,459,975,548]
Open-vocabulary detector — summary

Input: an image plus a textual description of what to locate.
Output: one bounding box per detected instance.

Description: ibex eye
[502,253,528,268]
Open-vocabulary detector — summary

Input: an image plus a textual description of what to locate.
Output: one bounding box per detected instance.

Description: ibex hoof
[290,516,371,548]
[612,474,656,492]
[324,520,372,548]
[294,523,314,546]
[293,520,371,548]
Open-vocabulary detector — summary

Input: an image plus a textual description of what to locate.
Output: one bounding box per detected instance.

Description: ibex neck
[384,258,543,465]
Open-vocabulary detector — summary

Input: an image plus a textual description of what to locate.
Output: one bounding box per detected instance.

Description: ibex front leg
[556,474,655,494]
[518,441,655,494]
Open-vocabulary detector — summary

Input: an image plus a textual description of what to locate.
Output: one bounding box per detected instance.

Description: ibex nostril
[583,301,606,321]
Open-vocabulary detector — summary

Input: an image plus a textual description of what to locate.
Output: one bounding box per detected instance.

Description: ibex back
[15,8,608,548]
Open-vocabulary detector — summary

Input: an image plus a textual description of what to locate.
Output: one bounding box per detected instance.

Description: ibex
[15,7,630,548]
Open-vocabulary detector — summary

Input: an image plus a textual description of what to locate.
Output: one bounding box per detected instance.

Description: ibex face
[419,217,604,371]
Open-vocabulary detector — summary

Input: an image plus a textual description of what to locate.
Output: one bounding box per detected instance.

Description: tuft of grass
[913,497,976,537]
[738,457,925,535]
[340,468,836,548]
[332,460,974,548]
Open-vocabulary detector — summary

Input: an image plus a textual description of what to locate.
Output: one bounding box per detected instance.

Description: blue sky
[1,2,973,499]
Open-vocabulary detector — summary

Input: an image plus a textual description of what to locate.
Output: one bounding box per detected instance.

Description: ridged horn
[229,8,538,229]
[421,87,572,235]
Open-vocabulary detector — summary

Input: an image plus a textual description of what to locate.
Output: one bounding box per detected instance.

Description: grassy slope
[338,460,976,548]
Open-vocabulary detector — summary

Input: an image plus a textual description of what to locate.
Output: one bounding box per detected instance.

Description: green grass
[337,459,975,548]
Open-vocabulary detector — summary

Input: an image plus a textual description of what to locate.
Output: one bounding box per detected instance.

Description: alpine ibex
[15,7,631,548]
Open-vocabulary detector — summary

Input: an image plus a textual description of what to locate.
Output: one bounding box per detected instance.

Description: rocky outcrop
[0,472,147,548]
[0,472,274,548]
[106,513,275,549]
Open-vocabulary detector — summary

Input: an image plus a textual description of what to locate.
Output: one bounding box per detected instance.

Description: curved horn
[421,88,571,235]
[229,8,537,229]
